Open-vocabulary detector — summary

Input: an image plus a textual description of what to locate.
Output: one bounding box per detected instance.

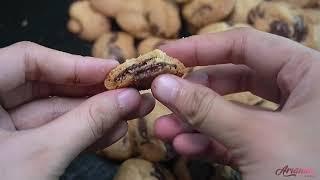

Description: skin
[1,28,320,180]
[152,28,320,179]
[0,42,155,180]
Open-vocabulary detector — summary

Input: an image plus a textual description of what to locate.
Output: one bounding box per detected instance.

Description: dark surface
[61,153,119,180]
[0,0,91,56]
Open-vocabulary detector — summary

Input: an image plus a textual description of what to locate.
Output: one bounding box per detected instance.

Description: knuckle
[177,87,217,127]
[87,103,108,139]
[13,41,38,49]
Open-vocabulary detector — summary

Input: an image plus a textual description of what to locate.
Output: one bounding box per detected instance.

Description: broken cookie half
[105,49,186,90]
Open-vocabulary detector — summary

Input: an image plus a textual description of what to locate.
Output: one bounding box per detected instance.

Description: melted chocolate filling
[114,58,177,82]
[293,16,308,42]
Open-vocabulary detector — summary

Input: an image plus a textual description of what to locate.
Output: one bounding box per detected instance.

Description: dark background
[0,0,91,56]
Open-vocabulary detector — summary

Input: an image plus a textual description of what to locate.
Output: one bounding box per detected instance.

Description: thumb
[152,75,260,147]
[36,89,145,160]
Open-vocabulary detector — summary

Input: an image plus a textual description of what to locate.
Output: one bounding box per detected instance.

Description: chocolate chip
[138,118,149,143]
[164,143,177,160]
[270,20,291,38]
[150,163,166,180]
[293,16,308,42]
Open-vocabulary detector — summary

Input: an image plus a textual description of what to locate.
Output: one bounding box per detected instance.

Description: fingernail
[117,89,139,112]
[154,75,180,104]
[186,71,209,86]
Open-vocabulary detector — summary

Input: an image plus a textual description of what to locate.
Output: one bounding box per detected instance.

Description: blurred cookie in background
[67,1,110,41]
[138,37,174,55]
[115,0,181,39]
[197,22,251,34]
[92,32,136,63]
[114,158,175,180]
[229,0,263,23]
[271,0,320,8]
[182,0,236,32]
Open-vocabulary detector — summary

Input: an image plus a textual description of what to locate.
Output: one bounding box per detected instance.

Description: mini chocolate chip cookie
[248,2,308,43]
[92,32,136,63]
[105,49,186,90]
[99,126,135,161]
[229,0,263,23]
[116,0,181,39]
[67,1,110,41]
[182,0,236,31]
[114,158,175,180]
[197,22,251,34]
[138,37,174,55]
[131,99,176,162]
[271,0,320,8]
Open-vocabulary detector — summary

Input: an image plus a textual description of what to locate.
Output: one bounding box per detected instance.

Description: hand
[152,28,320,180]
[0,42,154,180]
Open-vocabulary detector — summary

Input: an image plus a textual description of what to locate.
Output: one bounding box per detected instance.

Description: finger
[173,133,232,165]
[34,89,154,161]
[0,41,118,93]
[155,114,193,141]
[124,93,156,120]
[152,75,263,148]
[161,28,318,102]
[2,82,104,109]
[87,121,128,151]
[9,97,85,130]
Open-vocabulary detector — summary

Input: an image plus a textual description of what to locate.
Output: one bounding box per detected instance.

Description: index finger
[0,41,118,88]
[160,28,318,82]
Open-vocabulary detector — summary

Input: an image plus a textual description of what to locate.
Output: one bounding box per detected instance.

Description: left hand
[0,42,155,180]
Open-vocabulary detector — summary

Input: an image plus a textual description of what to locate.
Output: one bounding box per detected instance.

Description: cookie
[114,158,175,180]
[229,0,263,23]
[197,22,251,34]
[67,1,110,41]
[99,126,135,161]
[172,0,191,4]
[116,0,181,39]
[182,0,236,30]
[299,9,320,25]
[271,0,320,8]
[248,2,308,42]
[90,0,144,17]
[132,99,176,162]
[92,32,136,63]
[224,92,264,106]
[300,23,320,51]
[105,49,186,90]
[138,37,174,55]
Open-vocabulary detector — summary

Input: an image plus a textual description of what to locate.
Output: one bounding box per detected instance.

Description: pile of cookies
[66,0,313,179]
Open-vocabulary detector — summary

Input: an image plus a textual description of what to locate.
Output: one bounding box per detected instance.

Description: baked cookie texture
[117,0,181,39]
[114,158,175,180]
[105,49,186,90]
[182,0,236,31]
[248,1,320,50]
[197,22,251,34]
[138,37,174,55]
[229,0,263,23]
[67,1,110,41]
[271,0,320,8]
[92,32,136,63]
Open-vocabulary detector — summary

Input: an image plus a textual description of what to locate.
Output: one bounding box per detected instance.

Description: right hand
[152,28,320,180]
